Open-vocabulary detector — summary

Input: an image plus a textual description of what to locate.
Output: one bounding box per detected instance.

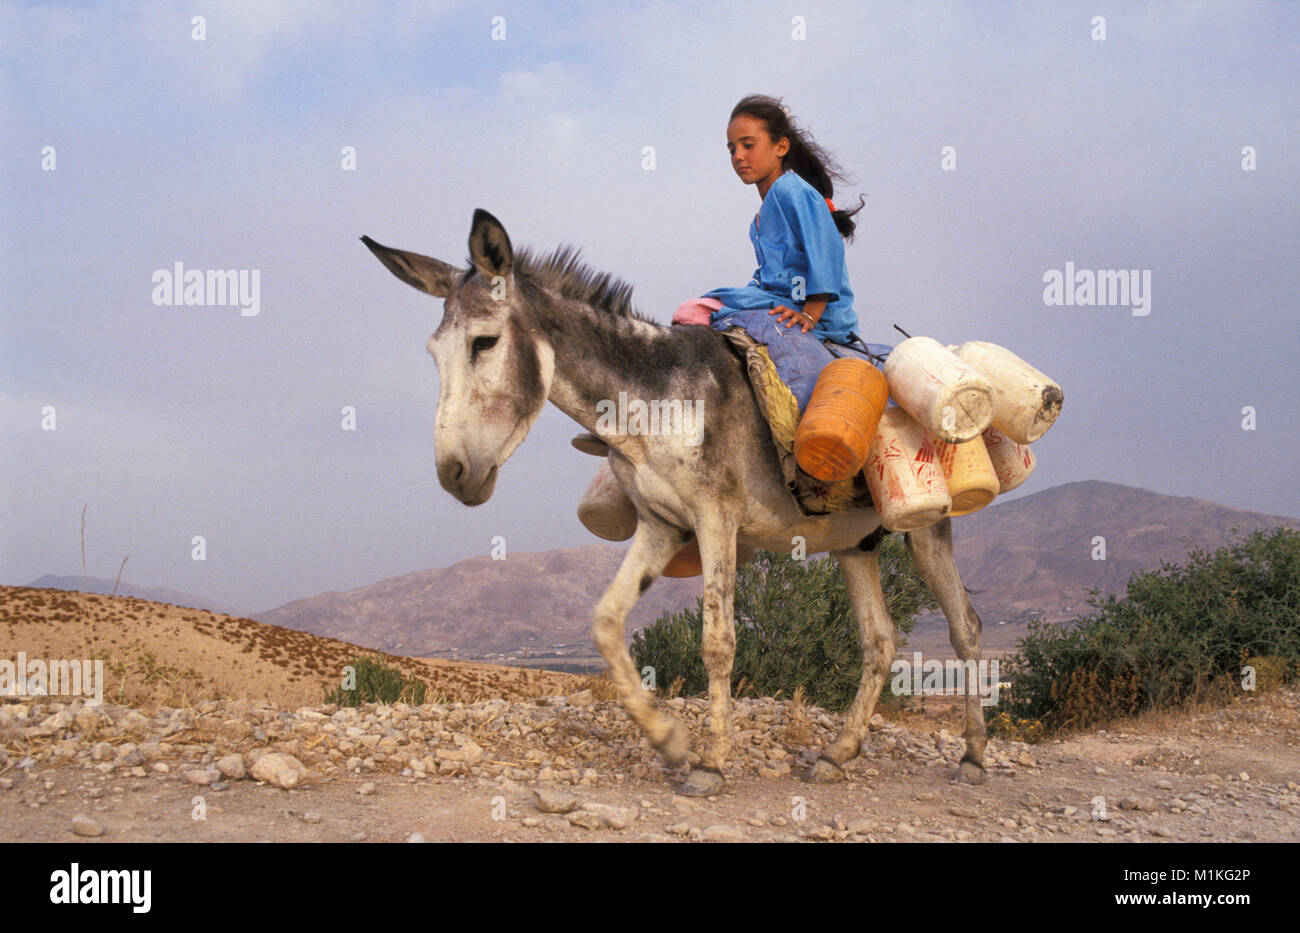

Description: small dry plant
[779,684,814,745]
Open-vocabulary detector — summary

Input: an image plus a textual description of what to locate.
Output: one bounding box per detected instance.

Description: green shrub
[632,538,937,712]
[324,654,427,707]
[998,526,1300,735]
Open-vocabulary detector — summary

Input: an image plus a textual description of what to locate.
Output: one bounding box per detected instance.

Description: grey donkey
[362,209,989,797]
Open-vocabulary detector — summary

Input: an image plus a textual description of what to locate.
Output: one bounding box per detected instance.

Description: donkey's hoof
[957,758,987,785]
[679,767,725,798]
[804,757,846,784]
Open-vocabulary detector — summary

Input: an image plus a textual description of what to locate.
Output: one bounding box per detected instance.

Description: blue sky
[2,0,1298,614]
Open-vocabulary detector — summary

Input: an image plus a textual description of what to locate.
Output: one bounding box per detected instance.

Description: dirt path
[2,689,1296,842]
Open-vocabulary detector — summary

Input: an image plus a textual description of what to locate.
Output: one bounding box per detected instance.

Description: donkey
[362,209,989,796]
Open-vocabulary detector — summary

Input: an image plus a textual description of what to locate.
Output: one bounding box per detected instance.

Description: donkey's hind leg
[591,514,693,771]
[905,518,988,784]
[806,538,898,783]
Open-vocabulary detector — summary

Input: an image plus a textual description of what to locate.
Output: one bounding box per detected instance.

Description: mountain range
[254,480,1298,658]
[21,481,1296,661]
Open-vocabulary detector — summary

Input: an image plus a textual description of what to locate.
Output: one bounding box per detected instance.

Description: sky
[2,0,1297,616]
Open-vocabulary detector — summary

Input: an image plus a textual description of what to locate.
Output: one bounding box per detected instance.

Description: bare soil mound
[0,586,586,708]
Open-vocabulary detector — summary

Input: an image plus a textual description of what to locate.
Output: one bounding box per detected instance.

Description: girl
[674,94,889,410]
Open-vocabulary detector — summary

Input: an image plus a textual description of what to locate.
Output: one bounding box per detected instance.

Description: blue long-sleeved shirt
[702,169,859,344]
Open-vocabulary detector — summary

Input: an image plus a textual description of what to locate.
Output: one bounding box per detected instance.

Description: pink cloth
[672,297,723,326]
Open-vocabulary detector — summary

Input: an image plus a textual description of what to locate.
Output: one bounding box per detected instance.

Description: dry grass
[579,671,620,702]
[778,684,814,745]
[1084,668,1291,738]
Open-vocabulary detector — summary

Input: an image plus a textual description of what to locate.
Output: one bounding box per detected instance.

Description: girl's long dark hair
[730,94,865,240]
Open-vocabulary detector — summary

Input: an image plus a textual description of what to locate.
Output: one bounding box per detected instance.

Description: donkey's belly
[740,507,884,556]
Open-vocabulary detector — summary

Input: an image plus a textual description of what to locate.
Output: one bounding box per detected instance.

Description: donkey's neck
[539,299,666,423]
[529,290,709,454]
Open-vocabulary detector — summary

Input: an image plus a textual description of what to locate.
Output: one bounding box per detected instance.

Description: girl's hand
[769,305,817,333]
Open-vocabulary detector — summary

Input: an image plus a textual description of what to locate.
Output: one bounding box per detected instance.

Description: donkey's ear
[468,209,513,280]
[361,236,459,298]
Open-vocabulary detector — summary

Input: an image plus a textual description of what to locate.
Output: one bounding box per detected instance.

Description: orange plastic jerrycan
[794,357,890,482]
[662,539,757,578]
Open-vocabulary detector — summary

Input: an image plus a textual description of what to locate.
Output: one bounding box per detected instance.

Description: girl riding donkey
[575,94,892,529]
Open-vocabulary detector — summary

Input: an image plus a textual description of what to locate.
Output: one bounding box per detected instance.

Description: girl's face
[726,114,789,190]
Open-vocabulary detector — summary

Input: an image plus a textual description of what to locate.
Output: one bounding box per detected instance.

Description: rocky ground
[2,688,1297,842]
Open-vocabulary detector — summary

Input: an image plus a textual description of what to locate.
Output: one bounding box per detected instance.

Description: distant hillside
[256,543,704,657]
[257,481,1298,659]
[933,479,1298,624]
[21,575,239,617]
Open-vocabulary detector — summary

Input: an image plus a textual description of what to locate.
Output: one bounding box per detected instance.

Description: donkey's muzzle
[437,455,499,505]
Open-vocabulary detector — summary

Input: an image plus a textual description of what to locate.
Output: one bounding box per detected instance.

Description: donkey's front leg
[906,519,988,784]
[678,513,740,798]
[591,515,693,770]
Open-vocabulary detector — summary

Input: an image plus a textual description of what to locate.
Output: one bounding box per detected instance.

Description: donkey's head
[362,210,554,506]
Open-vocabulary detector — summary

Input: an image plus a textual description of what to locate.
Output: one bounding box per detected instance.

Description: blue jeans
[712,308,893,414]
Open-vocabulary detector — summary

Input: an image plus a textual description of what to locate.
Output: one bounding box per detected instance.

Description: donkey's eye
[471,335,499,358]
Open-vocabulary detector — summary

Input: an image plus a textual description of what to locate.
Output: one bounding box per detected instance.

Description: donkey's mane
[463,244,657,324]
